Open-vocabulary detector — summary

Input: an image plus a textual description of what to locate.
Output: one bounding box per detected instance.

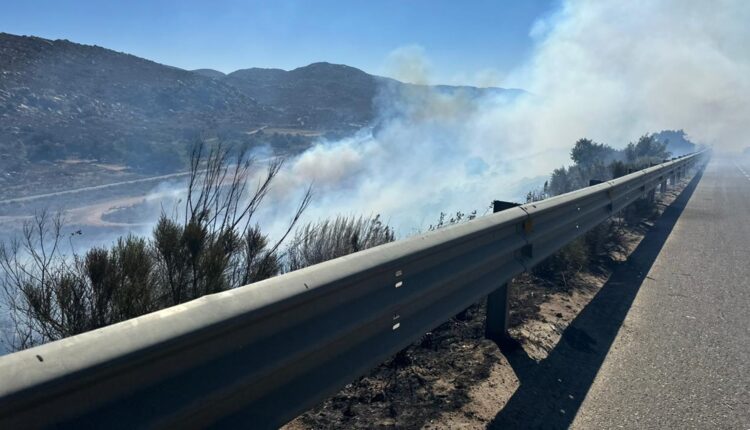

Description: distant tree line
[528,134,672,200]
[524,133,675,280]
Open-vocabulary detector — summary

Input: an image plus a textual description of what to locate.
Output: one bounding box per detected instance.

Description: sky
[0,0,557,86]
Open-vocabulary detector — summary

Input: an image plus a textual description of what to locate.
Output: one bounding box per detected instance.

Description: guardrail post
[486,283,510,342]
[492,200,520,212]
[485,201,519,342]
[660,179,667,194]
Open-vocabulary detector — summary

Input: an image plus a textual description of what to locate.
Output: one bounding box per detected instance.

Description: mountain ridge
[0,32,520,174]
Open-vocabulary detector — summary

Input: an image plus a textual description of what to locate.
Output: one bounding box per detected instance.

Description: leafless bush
[526,183,549,203]
[428,210,477,231]
[0,212,158,349]
[1,142,311,350]
[151,142,311,302]
[285,215,395,272]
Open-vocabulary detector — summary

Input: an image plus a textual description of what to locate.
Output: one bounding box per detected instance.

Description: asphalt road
[0,170,192,205]
[571,155,750,429]
[0,155,274,205]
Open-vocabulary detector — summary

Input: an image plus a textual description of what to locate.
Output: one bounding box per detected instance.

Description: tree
[624,134,671,165]
[651,130,696,157]
[548,166,572,196]
[609,160,628,178]
[570,138,616,167]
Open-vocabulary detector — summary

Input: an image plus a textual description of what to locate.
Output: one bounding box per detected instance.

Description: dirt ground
[283,180,689,430]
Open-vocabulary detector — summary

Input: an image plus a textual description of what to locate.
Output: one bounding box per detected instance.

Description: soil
[283,179,689,430]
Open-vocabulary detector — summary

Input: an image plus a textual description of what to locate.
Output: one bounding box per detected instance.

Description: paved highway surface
[0,170,192,205]
[0,156,274,205]
[571,155,749,428]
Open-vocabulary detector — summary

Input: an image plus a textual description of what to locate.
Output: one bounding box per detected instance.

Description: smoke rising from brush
[11,0,744,244]
[259,0,749,236]
[508,0,750,153]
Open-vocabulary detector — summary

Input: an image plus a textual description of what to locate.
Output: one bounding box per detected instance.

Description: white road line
[733,162,750,181]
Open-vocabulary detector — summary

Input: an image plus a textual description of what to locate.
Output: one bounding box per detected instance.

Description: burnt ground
[283,178,691,430]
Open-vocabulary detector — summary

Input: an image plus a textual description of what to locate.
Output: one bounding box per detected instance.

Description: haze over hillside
[0,32,521,180]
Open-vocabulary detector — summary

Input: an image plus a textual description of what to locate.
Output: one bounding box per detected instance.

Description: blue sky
[1,0,558,85]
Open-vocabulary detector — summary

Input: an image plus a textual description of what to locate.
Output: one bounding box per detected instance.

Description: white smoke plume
[508,0,750,153]
[256,0,750,237]
[8,0,745,243]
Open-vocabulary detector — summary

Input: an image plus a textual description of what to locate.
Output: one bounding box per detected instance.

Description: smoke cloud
[507,0,750,153]
[9,0,745,242]
[256,0,750,237]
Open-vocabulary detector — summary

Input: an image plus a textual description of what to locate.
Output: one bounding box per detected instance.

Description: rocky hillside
[0,32,519,174]
[0,33,273,172]
[223,63,391,130]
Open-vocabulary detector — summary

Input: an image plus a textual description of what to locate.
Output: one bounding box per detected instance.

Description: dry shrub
[1,142,311,350]
[285,215,395,272]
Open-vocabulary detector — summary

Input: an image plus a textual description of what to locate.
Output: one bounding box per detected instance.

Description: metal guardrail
[0,152,708,428]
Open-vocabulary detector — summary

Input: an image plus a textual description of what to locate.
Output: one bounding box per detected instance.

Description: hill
[0,32,520,177]
[191,69,226,79]
[223,62,386,130]
[0,33,273,173]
